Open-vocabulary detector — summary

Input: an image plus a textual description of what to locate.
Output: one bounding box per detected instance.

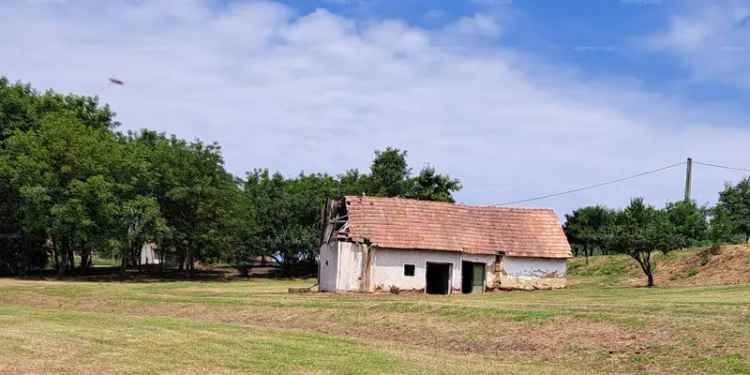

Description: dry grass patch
[0,273,749,374]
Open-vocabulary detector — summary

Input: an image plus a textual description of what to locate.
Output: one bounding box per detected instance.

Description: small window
[404,264,415,276]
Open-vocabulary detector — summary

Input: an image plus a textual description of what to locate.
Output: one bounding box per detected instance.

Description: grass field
[1,252,749,374]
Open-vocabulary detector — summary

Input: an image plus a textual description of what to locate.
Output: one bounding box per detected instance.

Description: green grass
[0,270,749,374]
[0,305,410,374]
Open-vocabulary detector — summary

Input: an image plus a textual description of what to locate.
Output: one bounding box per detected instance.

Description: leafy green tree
[139,133,238,277]
[245,170,336,275]
[337,169,370,196]
[369,147,410,197]
[338,150,461,202]
[708,203,736,246]
[221,188,258,277]
[0,77,116,142]
[1,77,117,274]
[563,205,614,263]
[663,200,708,247]
[407,166,462,203]
[608,199,681,287]
[718,178,750,243]
[4,114,120,274]
[117,196,169,270]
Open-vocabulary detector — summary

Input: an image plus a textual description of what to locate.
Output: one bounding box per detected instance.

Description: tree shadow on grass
[4,265,313,283]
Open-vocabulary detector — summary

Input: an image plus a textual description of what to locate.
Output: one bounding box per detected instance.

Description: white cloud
[644,0,750,88]
[445,14,503,38]
[1,0,749,217]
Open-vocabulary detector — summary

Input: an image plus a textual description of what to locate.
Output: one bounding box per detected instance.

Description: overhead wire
[693,160,750,173]
[494,161,686,206]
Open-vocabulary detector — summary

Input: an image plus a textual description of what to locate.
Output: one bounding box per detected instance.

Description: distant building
[141,242,161,265]
[319,196,572,294]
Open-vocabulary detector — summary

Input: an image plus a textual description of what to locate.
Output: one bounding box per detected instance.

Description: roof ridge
[343,195,556,212]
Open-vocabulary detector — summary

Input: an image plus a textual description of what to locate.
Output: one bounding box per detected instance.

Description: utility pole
[684,157,693,202]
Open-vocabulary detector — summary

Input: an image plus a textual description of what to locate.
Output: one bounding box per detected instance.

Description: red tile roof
[341,196,572,259]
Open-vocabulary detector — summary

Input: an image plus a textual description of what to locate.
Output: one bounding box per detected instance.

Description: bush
[0,238,48,275]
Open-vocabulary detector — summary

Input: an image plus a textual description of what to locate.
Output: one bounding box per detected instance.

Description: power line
[693,160,750,173]
[495,161,686,206]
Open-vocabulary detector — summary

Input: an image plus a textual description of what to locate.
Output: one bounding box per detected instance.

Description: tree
[221,189,258,277]
[718,178,750,243]
[407,166,462,202]
[608,199,681,287]
[141,134,238,277]
[663,200,708,247]
[1,77,117,275]
[337,169,369,197]
[0,77,116,143]
[245,170,336,275]
[708,203,736,246]
[368,147,410,197]
[563,205,614,263]
[116,196,169,271]
[4,114,120,274]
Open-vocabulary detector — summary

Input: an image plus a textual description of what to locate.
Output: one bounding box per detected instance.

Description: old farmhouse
[319,196,572,294]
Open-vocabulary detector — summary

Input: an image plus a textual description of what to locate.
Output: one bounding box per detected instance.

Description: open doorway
[461,262,486,294]
[426,262,451,295]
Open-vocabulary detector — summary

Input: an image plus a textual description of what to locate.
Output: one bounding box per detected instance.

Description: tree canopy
[0,77,462,276]
[718,178,750,243]
[563,205,614,262]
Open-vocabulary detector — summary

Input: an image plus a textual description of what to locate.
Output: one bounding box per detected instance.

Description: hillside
[568,244,750,288]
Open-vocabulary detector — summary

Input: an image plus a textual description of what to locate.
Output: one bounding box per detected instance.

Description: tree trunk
[177,250,184,272]
[121,242,129,275]
[186,247,194,278]
[68,248,75,272]
[57,238,70,276]
[632,252,656,288]
[584,245,590,265]
[80,249,91,272]
[52,240,60,272]
[121,254,127,272]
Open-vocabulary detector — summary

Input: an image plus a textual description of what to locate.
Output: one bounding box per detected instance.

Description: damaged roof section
[324,196,572,259]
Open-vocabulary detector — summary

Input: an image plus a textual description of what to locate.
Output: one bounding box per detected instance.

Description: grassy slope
[569,244,750,287]
[1,250,749,374]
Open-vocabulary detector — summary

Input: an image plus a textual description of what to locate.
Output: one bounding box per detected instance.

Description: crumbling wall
[319,241,368,292]
[318,242,338,292]
[336,242,365,291]
[497,256,567,290]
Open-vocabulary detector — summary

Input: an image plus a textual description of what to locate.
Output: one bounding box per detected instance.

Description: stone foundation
[497,276,567,290]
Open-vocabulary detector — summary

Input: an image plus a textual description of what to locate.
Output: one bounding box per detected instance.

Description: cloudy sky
[1,0,749,216]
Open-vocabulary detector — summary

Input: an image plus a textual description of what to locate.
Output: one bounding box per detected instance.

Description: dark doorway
[426,263,451,295]
[462,262,486,294]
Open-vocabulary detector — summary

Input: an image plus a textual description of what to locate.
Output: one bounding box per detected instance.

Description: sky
[1,0,749,217]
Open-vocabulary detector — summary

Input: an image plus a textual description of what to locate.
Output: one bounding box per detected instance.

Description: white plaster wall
[336,242,364,291]
[372,248,457,291]
[318,242,338,292]
[371,249,496,292]
[501,256,566,278]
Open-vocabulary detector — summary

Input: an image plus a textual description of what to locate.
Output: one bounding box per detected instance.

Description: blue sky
[1,0,749,216]
[275,0,748,106]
